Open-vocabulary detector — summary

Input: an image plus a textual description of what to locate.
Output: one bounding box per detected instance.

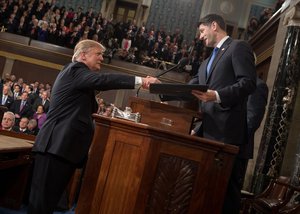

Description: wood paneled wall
[249,10,281,81]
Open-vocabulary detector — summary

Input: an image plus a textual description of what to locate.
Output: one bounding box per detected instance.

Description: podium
[0,130,34,209]
[76,98,238,213]
[128,96,200,134]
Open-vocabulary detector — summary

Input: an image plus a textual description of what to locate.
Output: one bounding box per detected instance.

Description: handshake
[141,76,161,89]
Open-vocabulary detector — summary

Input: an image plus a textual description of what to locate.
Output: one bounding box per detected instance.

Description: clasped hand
[192,89,217,102]
[142,76,161,89]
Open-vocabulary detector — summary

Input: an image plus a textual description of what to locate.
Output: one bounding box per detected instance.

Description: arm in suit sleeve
[218,41,257,107]
[247,79,268,132]
[71,63,135,90]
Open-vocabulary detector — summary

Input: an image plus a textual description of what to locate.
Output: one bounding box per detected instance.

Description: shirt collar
[216,36,229,49]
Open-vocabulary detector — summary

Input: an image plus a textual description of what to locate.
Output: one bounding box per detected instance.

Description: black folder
[150,83,208,96]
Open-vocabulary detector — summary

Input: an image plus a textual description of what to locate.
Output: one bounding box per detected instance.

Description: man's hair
[28,119,37,127]
[3,111,15,123]
[199,14,226,31]
[72,39,106,62]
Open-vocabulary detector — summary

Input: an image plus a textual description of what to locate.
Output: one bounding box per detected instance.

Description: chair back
[269,176,291,200]
[0,105,8,122]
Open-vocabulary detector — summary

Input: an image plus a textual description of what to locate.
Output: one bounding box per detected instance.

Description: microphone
[136,57,189,97]
[156,57,189,78]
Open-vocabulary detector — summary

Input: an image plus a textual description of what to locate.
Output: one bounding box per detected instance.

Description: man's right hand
[142,76,161,89]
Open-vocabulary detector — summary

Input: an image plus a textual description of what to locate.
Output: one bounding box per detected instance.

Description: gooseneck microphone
[136,57,189,97]
[155,57,189,78]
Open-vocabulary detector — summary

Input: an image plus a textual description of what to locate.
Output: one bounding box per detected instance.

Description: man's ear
[211,21,218,30]
[80,52,86,61]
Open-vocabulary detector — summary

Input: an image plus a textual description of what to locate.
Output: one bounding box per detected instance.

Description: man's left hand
[192,89,217,102]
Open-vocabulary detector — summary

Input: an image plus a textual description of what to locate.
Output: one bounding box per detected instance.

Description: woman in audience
[33,104,47,129]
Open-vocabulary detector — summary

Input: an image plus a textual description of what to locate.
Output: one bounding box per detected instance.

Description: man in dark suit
[12,116,30,134]
[190,14,257,214]
[9,91,33,121]
[12,84,21,100]
[25,84,38,105]
[27,39,159,214]
[1,84,14,109]
[242,77,268,161]
[33,90,50,112]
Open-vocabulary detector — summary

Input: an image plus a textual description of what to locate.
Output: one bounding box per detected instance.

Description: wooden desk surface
[0,135,33,153]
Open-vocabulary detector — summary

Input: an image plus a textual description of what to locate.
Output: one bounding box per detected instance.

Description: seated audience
[259,8,273,25]
[33,105,47,129]
[1,84,14,109]
[27,118,39,135]
[12,116,30,134]
[25,84,38,105]
[12,84,21,100]
[1,111,15,131]
[33,91,50,112]
[10,91,33,122]
[245,17,260,40]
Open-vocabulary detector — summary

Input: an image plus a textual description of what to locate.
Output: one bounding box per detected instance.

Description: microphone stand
[136,58,188,97]
[136,63,180,97]
[155,63,180,78]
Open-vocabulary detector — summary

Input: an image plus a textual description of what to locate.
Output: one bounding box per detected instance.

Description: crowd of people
[245,0,285,40]
[0,1,273,211]
[0,73,51,135]
[0,0,284,75]
[0,72,118,136]
[0,0,210,75]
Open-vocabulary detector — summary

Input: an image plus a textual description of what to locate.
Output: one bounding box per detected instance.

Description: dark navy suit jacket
[32,62,136,164]
[190,38,256,156]
[242,78,268,159]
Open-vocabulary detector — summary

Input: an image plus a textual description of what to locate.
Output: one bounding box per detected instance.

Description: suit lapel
[206,38,233,83]
[198,60,208,85]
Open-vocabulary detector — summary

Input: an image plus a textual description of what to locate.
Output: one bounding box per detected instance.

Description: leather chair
[278,185,300,214]
[252,176,293,213]
[279,203,300,214]
[0,105,8,123]
[244,176,294,214]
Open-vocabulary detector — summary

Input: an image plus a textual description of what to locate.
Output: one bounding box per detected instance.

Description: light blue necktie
[206,47,219,78]
[2,96,6,105]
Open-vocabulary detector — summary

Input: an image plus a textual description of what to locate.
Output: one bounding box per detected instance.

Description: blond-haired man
[28,40,159,214]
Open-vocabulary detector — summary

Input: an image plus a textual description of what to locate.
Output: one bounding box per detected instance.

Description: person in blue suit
[239,77,268,183]
[28,39,159,214]
[190,14,257,213]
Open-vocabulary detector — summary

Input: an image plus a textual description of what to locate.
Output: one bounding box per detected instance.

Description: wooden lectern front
[128,96,200,134]
[0,131,34,209]
[76,108,238,213]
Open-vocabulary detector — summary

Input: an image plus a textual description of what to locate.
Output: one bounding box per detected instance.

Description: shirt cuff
[215,90,221,103]
[135,76,142,89]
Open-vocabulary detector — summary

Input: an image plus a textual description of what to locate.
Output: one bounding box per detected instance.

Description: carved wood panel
[146,154,198,214]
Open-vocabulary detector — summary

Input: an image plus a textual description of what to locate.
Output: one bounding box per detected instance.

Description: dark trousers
[27,153,77,214]
[222,158,248,214]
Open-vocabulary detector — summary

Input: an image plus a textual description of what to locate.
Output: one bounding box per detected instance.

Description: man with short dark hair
[33,91,50,112]
[13,84,21,100]
[12,116,30,134]
[191,14,257,213]
[10,91,33,121]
